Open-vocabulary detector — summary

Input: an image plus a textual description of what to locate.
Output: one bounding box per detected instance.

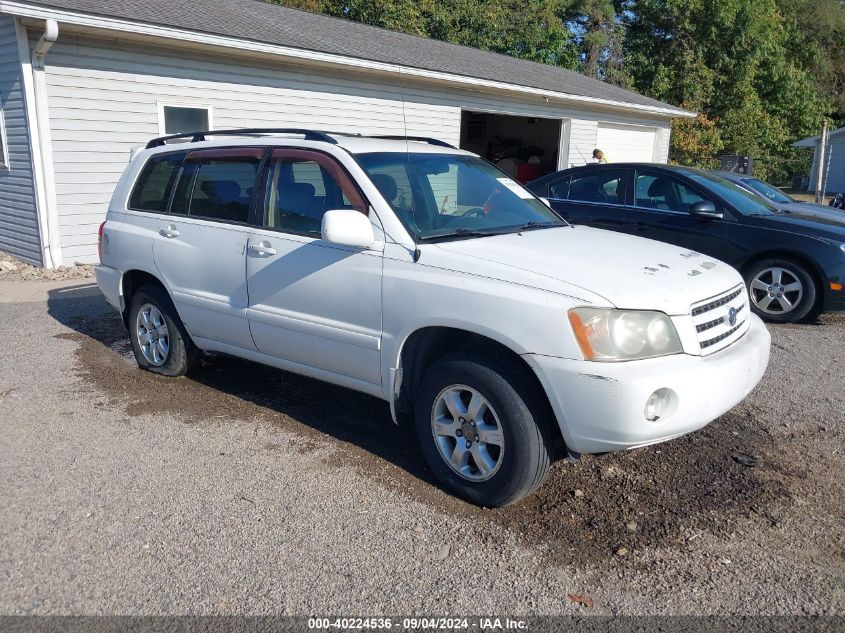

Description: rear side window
[568,169,627,205]
[128,152,186,212]
[547,176,571,199]
[171,149,263,223]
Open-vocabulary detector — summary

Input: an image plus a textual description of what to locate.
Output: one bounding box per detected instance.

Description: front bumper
[525,314,771,454]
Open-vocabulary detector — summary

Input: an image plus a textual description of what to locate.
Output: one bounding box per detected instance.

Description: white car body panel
[96,133,771,455]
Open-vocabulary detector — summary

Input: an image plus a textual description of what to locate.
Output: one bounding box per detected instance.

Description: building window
[159,104,212,136]
[0,105,9,169]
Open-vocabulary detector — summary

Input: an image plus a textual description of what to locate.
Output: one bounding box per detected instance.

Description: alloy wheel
[431,385,505,482]
[135,303,170,366]
[749,266,803,315]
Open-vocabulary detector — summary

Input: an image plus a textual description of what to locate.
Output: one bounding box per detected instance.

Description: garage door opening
[460,111,561,183]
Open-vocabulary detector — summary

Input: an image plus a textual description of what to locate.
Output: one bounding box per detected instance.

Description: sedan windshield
[355,152,565,240]
[742,178,795,204]
[689,172,781,216]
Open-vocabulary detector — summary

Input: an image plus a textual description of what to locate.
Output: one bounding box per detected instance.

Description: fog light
[645,388,672,421]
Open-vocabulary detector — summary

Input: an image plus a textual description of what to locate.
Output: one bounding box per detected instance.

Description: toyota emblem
[728,307,738,326]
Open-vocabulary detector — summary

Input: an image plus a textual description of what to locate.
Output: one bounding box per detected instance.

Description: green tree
[279,0,580,68]
[624,0,830,183]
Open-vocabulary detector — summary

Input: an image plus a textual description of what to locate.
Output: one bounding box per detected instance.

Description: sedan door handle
[159,225,180,238]
[249,242,277,256]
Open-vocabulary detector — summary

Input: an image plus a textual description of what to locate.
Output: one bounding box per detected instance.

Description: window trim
[0,103,9,170]
[255,147,370,239]
[157,102,214,136]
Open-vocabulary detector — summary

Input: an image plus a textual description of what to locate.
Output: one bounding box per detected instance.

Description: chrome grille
[690,285,749,354]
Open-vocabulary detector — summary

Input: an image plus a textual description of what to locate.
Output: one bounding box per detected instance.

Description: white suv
[96,129,771,506]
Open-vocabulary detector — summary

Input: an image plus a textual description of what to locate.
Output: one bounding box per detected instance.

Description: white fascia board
[0,0,695,119]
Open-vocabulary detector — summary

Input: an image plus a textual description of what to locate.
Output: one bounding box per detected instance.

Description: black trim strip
[700,320,745,349]
[695,303,745,333]
[691,288,743,316]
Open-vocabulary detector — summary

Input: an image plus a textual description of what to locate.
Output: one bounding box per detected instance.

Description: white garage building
[0,0,691,266]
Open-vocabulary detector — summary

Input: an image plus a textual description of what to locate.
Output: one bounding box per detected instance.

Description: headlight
[568,308,683,361]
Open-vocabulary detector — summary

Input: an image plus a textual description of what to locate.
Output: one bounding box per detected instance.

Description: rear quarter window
[128,152,186,212]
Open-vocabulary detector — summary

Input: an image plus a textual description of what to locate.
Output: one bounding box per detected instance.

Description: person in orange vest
[592,148,608,164]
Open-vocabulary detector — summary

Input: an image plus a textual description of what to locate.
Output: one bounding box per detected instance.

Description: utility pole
[815,120,829,204]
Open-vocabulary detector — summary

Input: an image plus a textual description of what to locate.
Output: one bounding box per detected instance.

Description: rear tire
[128,284,200,377]
[414,353,553,507]
[744,258,818,323]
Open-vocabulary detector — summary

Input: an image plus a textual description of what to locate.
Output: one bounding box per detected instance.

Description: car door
[626,169,727,260]
[245,147,383,388]
[543,168,629,232]
[152,147,263,351]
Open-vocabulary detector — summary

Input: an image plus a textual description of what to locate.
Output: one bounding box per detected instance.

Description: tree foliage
[275,0,845,183]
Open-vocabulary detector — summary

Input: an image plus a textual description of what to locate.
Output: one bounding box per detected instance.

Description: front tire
[128,284,200,377]
[414,353,553,507]
[744,258,818,323]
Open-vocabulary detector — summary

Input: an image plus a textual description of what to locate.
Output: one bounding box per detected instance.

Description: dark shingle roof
[20,0,687,115]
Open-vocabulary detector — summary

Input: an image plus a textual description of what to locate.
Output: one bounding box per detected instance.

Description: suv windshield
[355,152,565,240]
[690,172,781,216]
[741,178,795,204]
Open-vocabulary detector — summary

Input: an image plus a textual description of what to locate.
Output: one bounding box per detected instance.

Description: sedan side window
[567,170,626,205]
[635,172,710,213]
[547,176,571,200]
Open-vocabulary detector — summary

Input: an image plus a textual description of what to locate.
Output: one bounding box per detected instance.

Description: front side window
[128,152,186,212]
[567,170,626,205]
[635,172,709,213]
[161,105,210,135]
[263,149,366,236]
[171,149,262,223]
[355,153,563,241]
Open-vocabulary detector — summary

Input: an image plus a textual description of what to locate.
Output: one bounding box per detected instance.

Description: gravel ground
[0,279,843,616]
[0,251,95,282]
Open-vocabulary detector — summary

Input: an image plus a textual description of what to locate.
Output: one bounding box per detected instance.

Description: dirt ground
[1,278,843,618]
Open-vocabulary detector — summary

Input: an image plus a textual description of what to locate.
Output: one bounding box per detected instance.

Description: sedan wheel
[749,266,803,316]
[744,258,817,323]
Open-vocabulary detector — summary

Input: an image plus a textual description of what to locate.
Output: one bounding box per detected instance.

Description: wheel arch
[120,268,171,326]
[392,325,563,449]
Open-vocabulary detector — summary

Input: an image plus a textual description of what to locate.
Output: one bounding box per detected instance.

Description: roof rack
[369,135,455,148]
[145,128,340,149]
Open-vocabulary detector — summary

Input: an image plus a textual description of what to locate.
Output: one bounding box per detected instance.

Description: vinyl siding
[807,133,845,195]
[42,32,673,262]
[0,15,40,264]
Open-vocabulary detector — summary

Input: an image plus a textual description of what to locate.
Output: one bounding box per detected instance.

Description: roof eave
[0,0,694,119]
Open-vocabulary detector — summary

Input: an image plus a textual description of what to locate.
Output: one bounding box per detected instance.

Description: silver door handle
[159,226,180,238]
[249,242,277,256]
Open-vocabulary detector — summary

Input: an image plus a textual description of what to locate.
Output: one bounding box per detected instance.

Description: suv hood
[427,226,743,315]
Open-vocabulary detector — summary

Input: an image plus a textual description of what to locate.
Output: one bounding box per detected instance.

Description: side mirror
[321,209,375,249]
[540,197,553,208]
[688,200,723,220]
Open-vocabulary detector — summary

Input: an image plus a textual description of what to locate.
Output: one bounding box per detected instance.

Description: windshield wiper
[515,221,565,230]
[418,227,498,241]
